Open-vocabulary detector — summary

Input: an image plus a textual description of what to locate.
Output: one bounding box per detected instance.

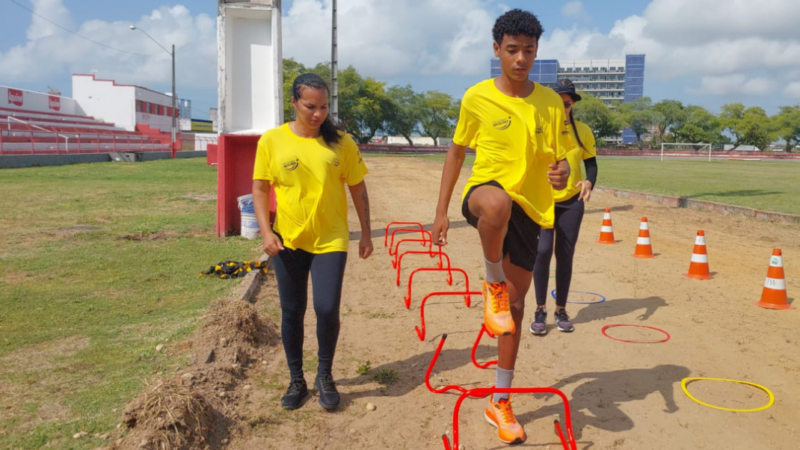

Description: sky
[1,0,799,120]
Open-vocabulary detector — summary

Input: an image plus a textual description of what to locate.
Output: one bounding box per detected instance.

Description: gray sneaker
[530,308,547,335]
[554,310,574,332]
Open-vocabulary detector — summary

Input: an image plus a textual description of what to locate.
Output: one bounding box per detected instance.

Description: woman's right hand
[262,232,285,256]
[432,213,450,246]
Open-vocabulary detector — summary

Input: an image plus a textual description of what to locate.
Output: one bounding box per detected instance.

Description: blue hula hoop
[550,289,607,305]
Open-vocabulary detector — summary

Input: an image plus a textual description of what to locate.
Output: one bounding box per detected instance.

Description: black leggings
[533,194,585,308]
[272,245,348,380]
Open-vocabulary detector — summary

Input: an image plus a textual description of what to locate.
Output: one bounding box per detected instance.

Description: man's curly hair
[492,9,544,45]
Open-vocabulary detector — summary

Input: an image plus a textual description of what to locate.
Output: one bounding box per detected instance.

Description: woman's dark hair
[556,78,588,154]
[492,9,544,45]
[291,73,341,147]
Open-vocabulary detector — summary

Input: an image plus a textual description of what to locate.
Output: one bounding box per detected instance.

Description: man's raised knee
[474,189,512,223]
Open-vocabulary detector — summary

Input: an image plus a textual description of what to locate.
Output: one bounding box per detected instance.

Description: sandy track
[234,156,800,450]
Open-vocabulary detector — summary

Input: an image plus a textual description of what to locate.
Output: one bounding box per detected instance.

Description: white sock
[484,257,505,283]
[492,367,514,402]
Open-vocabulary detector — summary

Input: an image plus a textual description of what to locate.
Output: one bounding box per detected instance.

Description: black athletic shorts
[462,180,541,272]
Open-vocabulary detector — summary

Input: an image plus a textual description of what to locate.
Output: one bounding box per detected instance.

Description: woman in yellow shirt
[531,79,598,335]
[252,73,372,411]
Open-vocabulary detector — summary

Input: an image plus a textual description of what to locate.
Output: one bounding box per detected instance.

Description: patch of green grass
[598,158,800,215]
[372,368,399,386]
[409,154,800,215]
[356,361,371,375]
[0,159,259,449]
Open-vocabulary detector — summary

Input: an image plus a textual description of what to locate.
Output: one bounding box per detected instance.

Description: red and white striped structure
[597,208,616,244]
[683,230,712,280]
[632,217,655,258]
[757,249,794,310]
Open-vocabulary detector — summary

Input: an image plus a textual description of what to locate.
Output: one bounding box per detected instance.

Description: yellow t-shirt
[555,120,597,202]
[453,79,573,228]
[252,124,368,254]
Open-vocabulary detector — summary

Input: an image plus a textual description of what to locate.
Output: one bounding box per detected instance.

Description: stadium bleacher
[0,106,171,155]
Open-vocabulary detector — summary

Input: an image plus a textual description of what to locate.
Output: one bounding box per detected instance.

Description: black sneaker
[281,377,309,410]
[530,308,547,335]
[314,374,341,411]
[554,309,574,332]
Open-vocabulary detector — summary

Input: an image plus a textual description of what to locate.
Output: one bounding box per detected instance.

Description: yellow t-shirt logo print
[493,116,512,130]
[283,158,299,171]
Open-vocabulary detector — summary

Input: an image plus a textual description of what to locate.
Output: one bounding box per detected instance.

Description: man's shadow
[336,343,496,405]
[570,296,668,324]
[518,365,691,440]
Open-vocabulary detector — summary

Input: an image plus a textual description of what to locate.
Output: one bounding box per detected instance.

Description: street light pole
[331,0,339,125]
[130,25,177,157]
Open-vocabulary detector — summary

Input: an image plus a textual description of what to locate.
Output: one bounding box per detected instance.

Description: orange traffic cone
[598,208,616,244]
[757,249,794,310]
[632,217,655,258]
[683,230,712,280]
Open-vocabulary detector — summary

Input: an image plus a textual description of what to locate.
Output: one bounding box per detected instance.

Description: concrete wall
[218,3,282,134]
[0,85,80,115]
[0,151,206,169]
[72,75,175,132]
[72,75,136,130]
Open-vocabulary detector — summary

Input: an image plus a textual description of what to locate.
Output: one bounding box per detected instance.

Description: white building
[555,59,628,104]
[71,74,176,134]
[1,85,80,115]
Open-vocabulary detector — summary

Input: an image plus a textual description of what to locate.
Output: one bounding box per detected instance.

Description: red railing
[0,129,170,155]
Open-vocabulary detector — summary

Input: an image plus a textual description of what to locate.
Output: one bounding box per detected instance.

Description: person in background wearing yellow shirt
[431,9,571,445]
[252,73,373,412]
[531,79,598,336]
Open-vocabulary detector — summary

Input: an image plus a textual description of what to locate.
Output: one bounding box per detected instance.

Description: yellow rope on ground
[200,260,268,279]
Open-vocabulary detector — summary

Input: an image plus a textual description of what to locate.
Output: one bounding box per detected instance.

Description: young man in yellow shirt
[431,9,572,445]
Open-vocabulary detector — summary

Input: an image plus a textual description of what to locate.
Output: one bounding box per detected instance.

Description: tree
[350,77,391,144]
[739,107,776,150]
[774,105,800,152]
[651,100,685,146]
[282,58,308,122]
[670,105,726,145]
[618,97,654,149]
[418,91,457,145]
[384,85,422,146]
[572,93,623,140]
[722,104,776,150]
[720,103,746,147]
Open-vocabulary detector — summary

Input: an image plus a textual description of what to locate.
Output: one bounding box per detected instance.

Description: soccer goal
[660,143,713,162]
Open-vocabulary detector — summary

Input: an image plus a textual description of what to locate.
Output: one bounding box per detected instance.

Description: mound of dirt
[111,297,278,450]
[116,379,219,450]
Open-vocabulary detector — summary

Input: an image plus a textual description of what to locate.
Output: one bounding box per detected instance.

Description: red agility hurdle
[404,266,474,309]
[471,324,498,369]
[415,291,480,341]
[384,222,424,247]
[395,247,450,286]
[391,236,434,268]
[426,335,577,450]
[388,228,431,255]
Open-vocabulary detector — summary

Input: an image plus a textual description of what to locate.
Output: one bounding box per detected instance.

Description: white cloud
[785,82,800,98]
[282,0,502,78]
[687,74,775,96]
[538,0,800,102]
[0,0,216,91]
[561,1,589,22]
[2,0,799,107]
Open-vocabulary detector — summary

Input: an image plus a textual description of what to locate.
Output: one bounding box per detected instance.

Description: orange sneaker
[483,281,515,336]
[485,397,526,444]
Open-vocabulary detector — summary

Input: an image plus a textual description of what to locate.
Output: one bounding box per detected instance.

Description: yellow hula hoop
[681,377,775,412]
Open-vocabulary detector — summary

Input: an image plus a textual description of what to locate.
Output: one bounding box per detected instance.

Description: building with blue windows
[490,54,645,144]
